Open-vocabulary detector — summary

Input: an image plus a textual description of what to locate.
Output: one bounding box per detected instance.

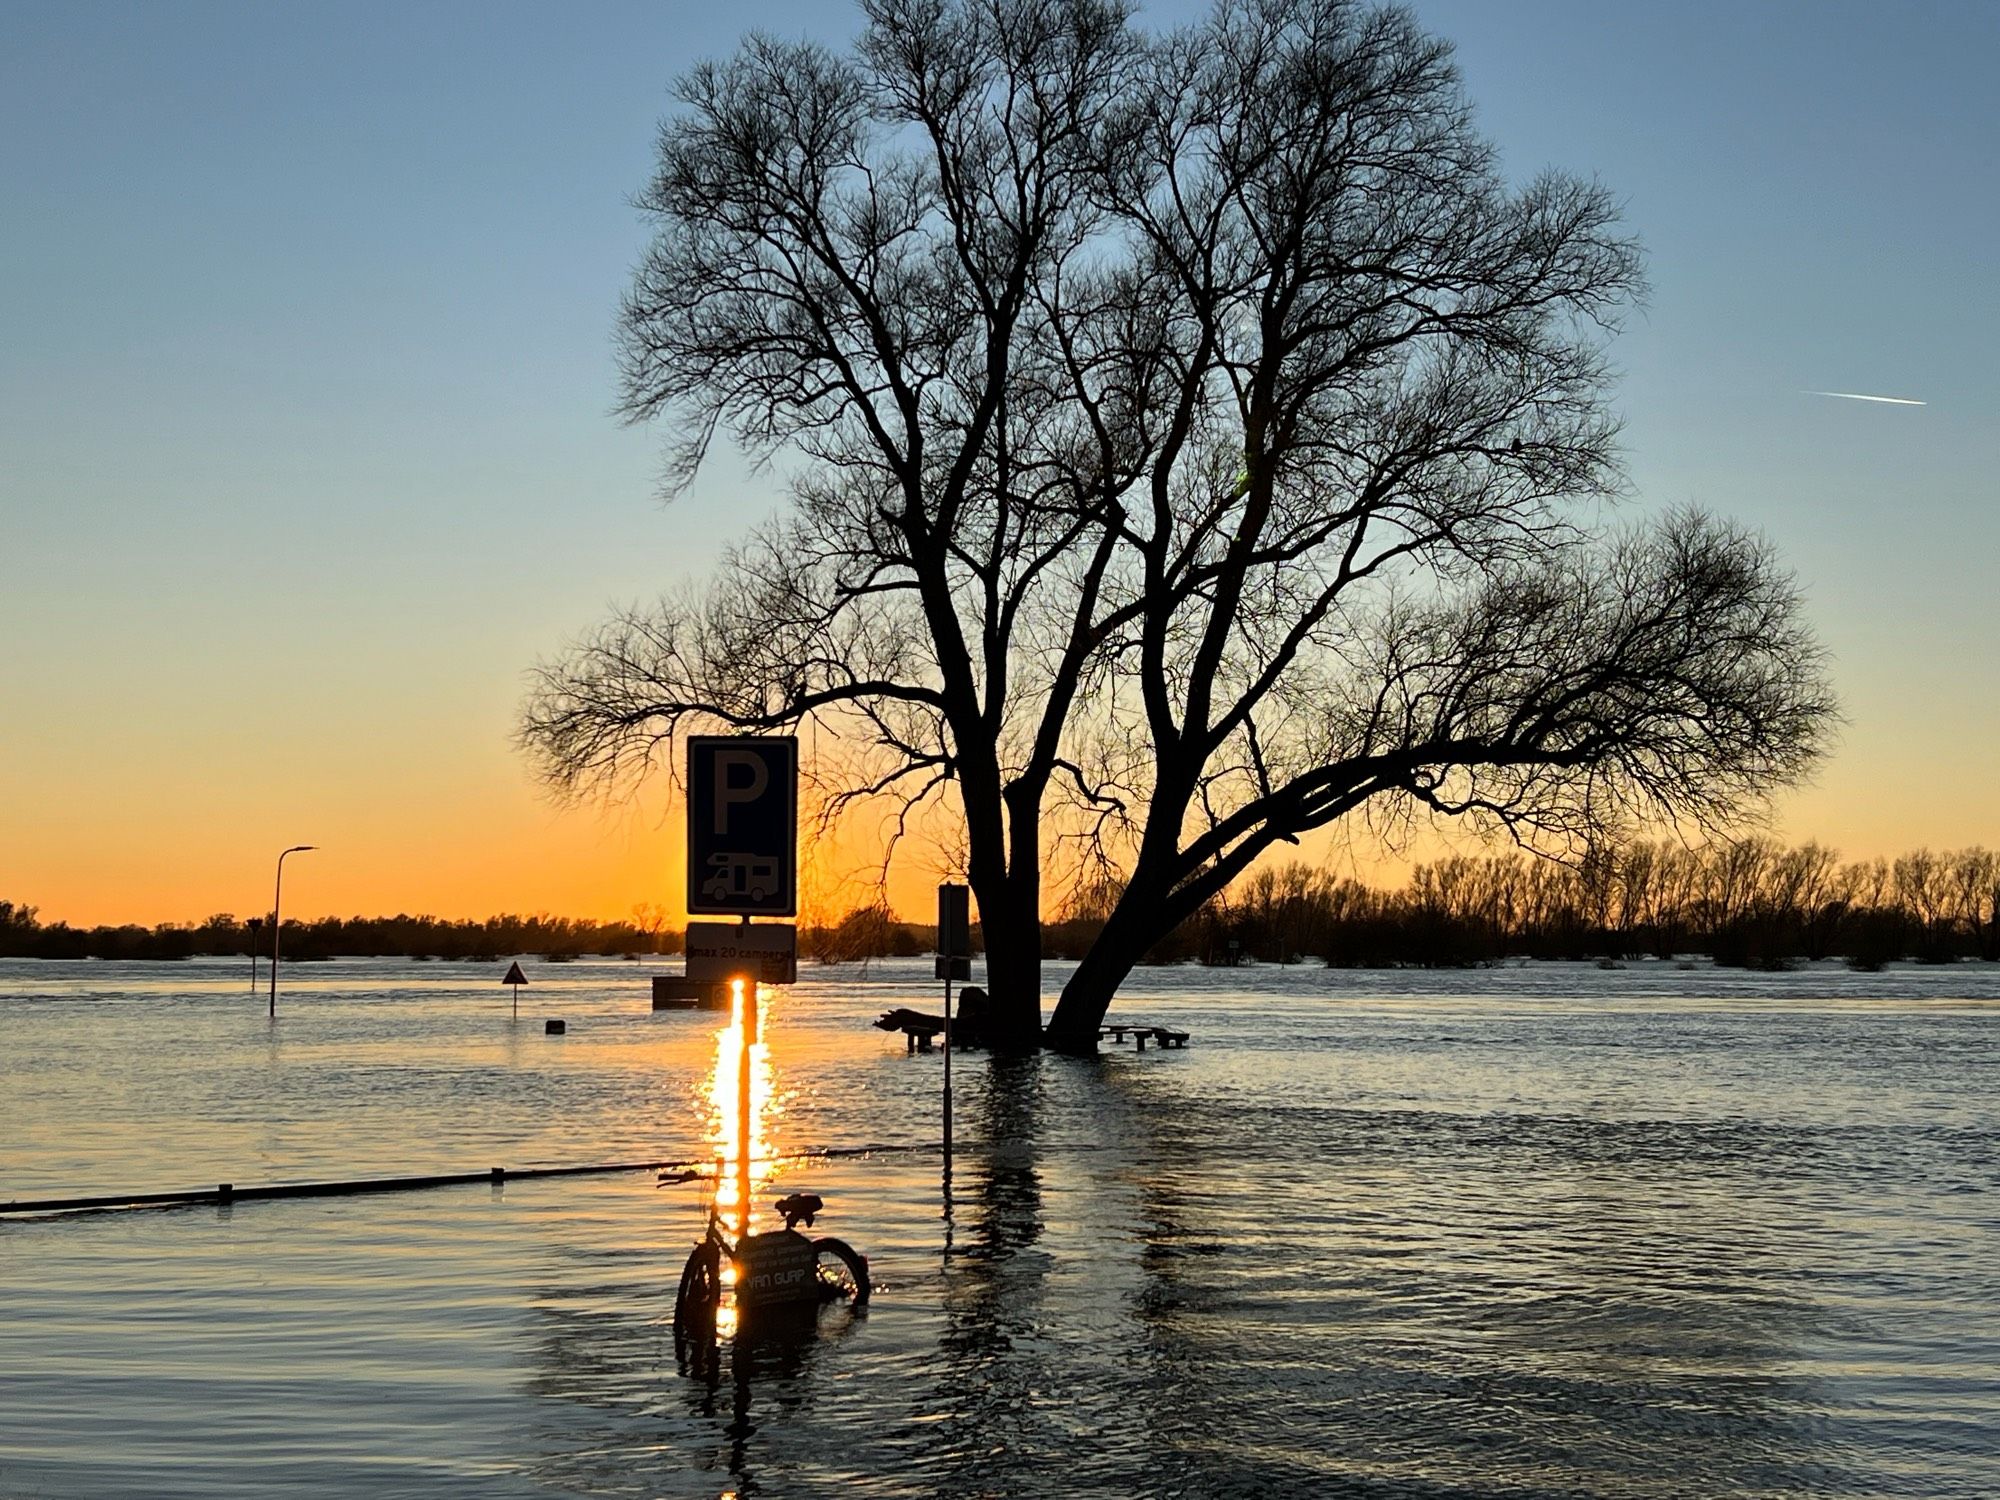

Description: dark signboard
[685,921,798,985]
[733,1230,819,1308]
[936,882,971,979]
[686,736,798,916]
[936,884,971,957]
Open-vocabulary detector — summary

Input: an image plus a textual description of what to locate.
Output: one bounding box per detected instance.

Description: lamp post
[270,845,316,1018]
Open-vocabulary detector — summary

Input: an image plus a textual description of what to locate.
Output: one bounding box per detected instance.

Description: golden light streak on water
[707,975,777,1245]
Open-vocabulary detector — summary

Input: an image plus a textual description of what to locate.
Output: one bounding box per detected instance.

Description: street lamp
[270,845,316,1018]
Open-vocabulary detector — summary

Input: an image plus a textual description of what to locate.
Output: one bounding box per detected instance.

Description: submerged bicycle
[673,1189,871,1337]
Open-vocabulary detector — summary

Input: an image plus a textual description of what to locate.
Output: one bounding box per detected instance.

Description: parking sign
[686,736,798,916]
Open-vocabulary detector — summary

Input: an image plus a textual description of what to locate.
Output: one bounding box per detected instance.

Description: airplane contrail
[1804,390,1927,406]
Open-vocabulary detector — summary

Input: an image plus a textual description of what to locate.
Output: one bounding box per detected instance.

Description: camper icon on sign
[702,852,783,903]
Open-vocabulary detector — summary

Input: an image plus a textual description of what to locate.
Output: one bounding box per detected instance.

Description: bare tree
[1953,848,2000,961]
[520,0,1834,1052]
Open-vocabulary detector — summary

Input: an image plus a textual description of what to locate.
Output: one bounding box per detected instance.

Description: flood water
[2,956,1997,1498]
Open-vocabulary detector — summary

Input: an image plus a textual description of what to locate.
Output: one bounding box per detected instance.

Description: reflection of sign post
[934,882,972,1180]
[687,737,798,916]
[685,921,798,985]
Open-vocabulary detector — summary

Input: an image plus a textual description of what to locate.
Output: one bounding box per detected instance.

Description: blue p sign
[686,737,798,916]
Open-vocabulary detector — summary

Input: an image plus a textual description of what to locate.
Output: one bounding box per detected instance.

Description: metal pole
[941,971,953,1180]
[269,845,314,1019]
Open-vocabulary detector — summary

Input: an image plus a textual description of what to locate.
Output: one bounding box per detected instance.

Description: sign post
[502,959,528,1019]
[683,732,800,1098]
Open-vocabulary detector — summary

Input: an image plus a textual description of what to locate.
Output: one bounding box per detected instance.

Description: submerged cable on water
[0,1142,948,1220]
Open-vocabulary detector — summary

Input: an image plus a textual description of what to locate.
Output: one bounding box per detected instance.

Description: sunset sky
[4,0,1995,926]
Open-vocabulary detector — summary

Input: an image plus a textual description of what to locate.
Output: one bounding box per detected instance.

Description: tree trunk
[977,886,1045,1054]
[1043,900,1158,1055]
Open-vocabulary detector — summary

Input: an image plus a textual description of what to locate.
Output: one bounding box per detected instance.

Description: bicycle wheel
[812,1237,871,1307]
[674,1241,722,1332]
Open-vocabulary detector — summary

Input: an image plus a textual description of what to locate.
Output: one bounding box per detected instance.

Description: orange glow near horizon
[6,722,1998,930]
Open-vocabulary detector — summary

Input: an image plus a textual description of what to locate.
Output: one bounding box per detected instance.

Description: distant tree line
[1067,841,1999,970]
[0,898,935,966]
[0,903,684,962]
[5,842,1996,969]
[798,843,2000,970]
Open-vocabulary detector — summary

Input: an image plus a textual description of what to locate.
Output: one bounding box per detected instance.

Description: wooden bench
[1098,1024,1190,1051]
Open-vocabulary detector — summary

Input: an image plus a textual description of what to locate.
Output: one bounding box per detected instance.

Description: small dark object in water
[652,975,720,1009]
[545,1018,566,1035]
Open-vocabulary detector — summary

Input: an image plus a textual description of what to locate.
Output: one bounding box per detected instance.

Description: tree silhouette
[520,0,1834,1052]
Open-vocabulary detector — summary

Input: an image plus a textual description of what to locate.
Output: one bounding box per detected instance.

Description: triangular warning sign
[502,961,528,986]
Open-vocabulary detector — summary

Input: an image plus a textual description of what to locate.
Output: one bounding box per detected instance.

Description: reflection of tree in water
[946,1056,1051,1304]
[919,1057,1239,1497]
[924,1055,1055,1490]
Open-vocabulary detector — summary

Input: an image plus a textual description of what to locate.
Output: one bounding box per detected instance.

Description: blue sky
[2,1,1994,920]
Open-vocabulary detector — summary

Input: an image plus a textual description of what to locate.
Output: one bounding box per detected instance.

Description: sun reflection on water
[707,977,778,1247]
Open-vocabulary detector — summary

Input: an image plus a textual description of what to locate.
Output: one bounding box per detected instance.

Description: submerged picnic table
[872,1008,1189,1052]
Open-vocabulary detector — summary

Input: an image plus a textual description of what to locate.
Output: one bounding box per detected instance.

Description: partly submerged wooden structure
[873,1007,1189,1053]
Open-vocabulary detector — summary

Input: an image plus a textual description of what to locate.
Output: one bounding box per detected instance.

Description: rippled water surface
[3,956,1997,1498]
